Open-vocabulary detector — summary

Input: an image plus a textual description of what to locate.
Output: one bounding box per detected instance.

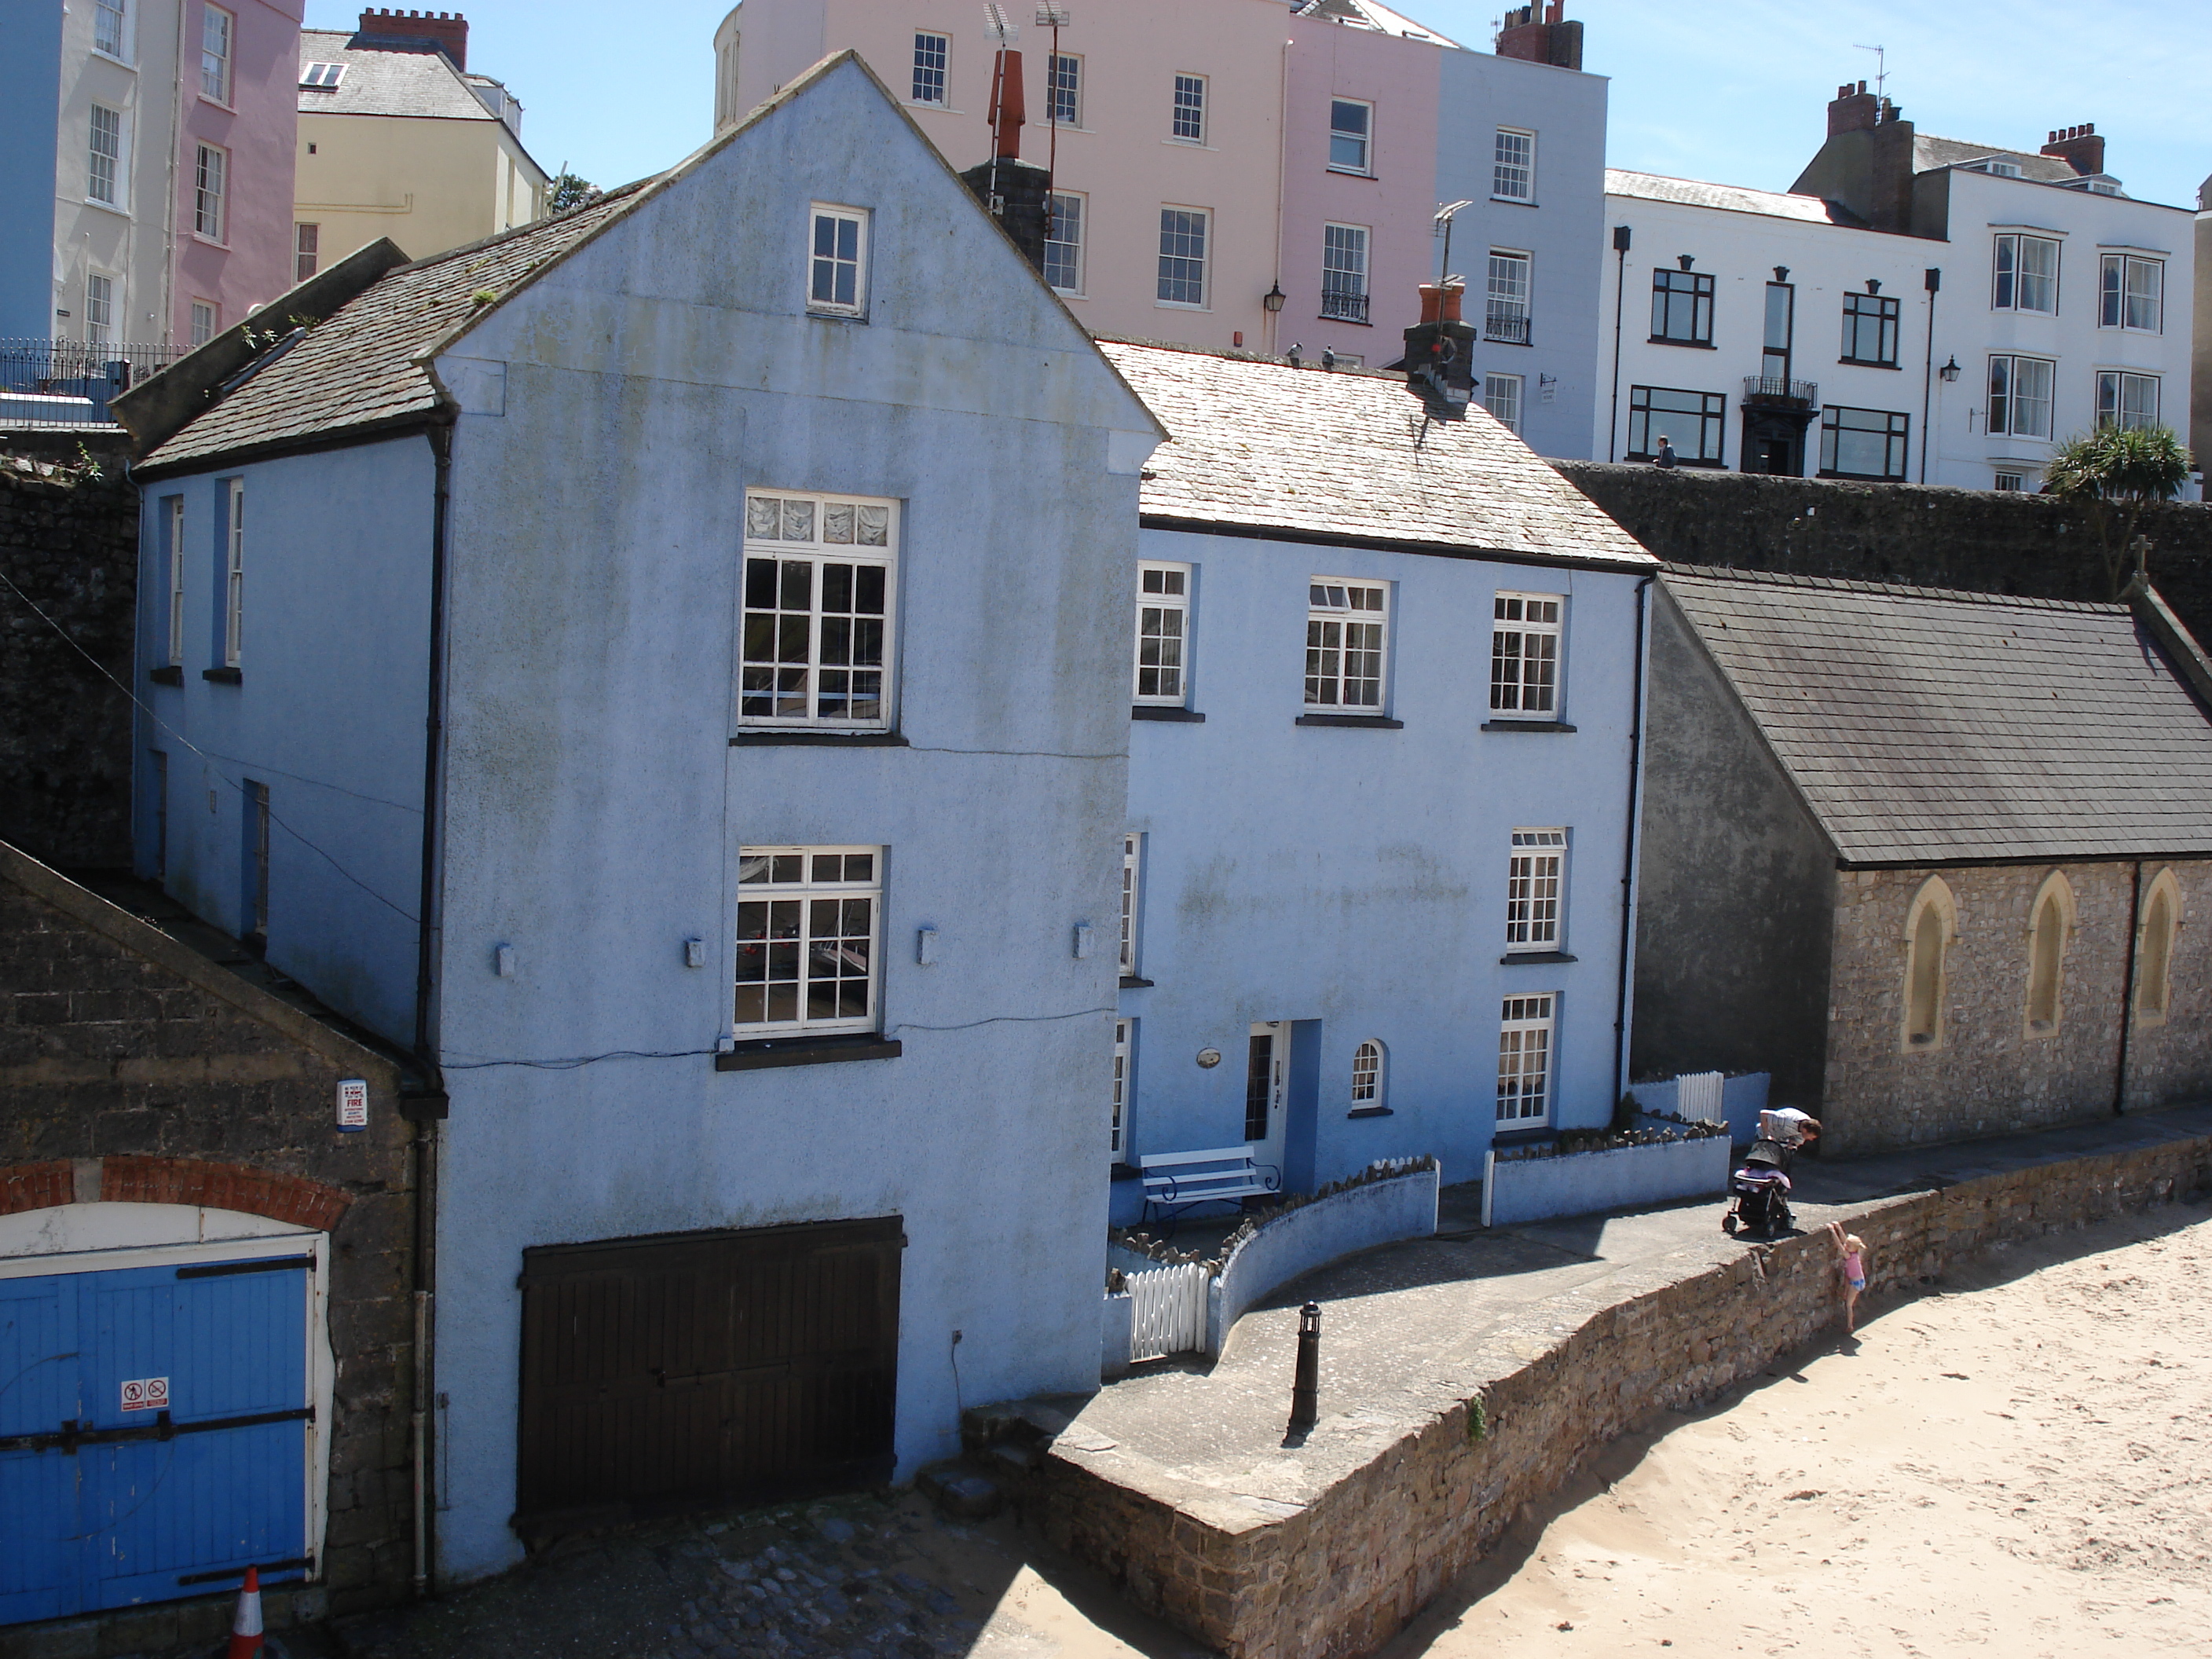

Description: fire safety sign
[120,1376,170,1412]
[336,1079,368,1130]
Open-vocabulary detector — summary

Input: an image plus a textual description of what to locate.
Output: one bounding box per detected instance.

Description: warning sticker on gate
[120,1376,170,1412]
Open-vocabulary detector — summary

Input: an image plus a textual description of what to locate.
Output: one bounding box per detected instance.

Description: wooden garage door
[514,1217,902,1533]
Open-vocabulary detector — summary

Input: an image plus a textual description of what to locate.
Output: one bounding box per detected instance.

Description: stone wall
[1825,862,2212,1155]
[0,843,423,1657]
[973,1120,2212,1659]
[0,435,140,869]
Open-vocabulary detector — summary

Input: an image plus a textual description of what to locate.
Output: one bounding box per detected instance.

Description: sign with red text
[120,1376,170,1412]
[336,1079,368,1130]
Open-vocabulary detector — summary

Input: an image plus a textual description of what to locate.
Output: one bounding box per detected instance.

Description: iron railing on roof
[0,339,187,429]
[1742,375,1818,408]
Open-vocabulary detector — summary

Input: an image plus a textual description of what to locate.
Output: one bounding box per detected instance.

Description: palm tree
[2042,424,2194,597]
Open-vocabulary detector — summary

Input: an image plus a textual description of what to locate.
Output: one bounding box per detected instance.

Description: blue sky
[308,1,2210,210]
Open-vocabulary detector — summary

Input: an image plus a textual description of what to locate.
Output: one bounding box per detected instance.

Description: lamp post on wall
[1919,266,1942,483]
[1608,225,1632,463]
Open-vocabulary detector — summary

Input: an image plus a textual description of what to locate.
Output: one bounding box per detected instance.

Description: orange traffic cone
[225,1565,263,1659]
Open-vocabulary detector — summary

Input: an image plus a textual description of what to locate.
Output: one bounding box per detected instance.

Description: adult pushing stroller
[1722,1109,1819,1240]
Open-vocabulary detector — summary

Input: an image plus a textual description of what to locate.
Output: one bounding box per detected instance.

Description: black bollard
[1289,1301,1321,1430]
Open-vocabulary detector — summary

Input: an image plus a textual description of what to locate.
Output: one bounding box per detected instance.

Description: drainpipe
[1612,573,1656,1107]
[161,0,187,339]
[1269,36,1291,357]
[1918,267,1940,483]
[2114,859,2142,1116]
[1607,226,1631,462]
[410,1117,438,1595]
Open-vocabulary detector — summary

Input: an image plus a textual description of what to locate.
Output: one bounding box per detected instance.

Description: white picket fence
[1125,1262,1210,1361]
[1675,1069,1726,1123]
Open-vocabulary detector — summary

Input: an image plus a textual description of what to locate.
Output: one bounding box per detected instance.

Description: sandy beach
[1382,1203,2212,1659]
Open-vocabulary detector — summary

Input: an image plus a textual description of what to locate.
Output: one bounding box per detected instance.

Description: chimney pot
[1828,79,1882,136]
[2039,122,2106,178]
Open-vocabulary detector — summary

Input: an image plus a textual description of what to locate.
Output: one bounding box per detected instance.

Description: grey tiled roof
[1664,566,2212,864]
[298,31,500,121]
[1912,135,2079,183]
[141,189,642,471]
[1099,340,1654,569]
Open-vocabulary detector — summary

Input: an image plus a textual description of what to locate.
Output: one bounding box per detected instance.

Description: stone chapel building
[1633,566,2212,1155]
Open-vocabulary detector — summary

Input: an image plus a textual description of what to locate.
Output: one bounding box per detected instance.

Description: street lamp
[1939,356,1961,383]
[1263,283,1285,313]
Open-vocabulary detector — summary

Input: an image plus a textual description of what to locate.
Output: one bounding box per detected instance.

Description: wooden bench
[1140,1147,1281,1227]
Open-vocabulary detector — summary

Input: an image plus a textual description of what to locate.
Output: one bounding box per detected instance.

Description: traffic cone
[225,1565,263,1659]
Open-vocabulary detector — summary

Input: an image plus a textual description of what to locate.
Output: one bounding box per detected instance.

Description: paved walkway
[1068,1104,2212,1514]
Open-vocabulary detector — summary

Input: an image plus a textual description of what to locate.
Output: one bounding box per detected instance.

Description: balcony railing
[1485,309,1531,346]
[1742,375,1818,408]
[1320,288,1370,324]
[0,339,186,428]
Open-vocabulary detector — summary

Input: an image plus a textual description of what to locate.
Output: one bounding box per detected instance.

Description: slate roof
[1663,566,2212,865]
[1606,169,1858,226]
[1097,340,1654,570]
[298,30,504,122]
[141,188,643,471]
[1911,135,2081,184]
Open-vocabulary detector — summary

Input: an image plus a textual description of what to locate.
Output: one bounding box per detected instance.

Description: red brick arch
[0,1157,350,1232]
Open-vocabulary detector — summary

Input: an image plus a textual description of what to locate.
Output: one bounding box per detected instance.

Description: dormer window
[1984,159,2022,178]
[300,62,345,89]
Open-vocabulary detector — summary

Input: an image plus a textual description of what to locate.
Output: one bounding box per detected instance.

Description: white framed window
[193,142,226,241]
[1988,354,2055,440]
[1171,73,1207,143]
[89,105,123,206]
[734,847,881,1035]
[189,300,216,346]
[1506,830,1566,951]
[911,31,948,105]
[1496,994,1555,1126]
[1119,833,1142,976]
[1157,207,1209,308]
[296,223,319,283]
[200,4,233,102]
[299,60,345,89]
[1305,579,1387,711]
[1328,99,1372,174]
[1993,471,2027,492]
[1350,1039,1385,1109]
[1482,371,1523,434]
[94,0,128,58]
[1134,562,1190,705]
[1992,233,2058,314]
[1321,223,1368,324]
[84,274,114,348]
[1045,191,1086,295]
[1048,52,1082,126]
[2100,254,2163,332]
[741,489,896,729]
[1493,126,1534,201]
[222,478,244,668]
[1111,1018,1132,1159]
[808,203,867,316]
[1486,250,1531,344]
[165,496,185,665]
[2097,370,2161,431]
[1491,592,1562,715]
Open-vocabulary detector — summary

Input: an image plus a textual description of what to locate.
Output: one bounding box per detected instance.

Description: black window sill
[715,1034,903,1071]
[1346,1106,1394,1119]
[1501,950,1577,965]
[1481,720,1575,733]
[1110,1160,1142,1182]
[1625,457,1726,469]
[149,665,184,686]
[1816,471,1908,484]
[1132,706,1205,723]
[1119,975,1154,988]
[1315,316,1375,328]
[731,731,908,748]
[1837,358,1902,370]
[1296,713,1404,730]
[1646,337,1717,349]
[201,666,241,684]
[1485,335,1536,348]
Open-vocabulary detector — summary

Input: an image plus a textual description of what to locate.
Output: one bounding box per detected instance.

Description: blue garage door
[0,1253,313,1626]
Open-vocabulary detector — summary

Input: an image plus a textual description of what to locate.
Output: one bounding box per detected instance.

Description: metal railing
[0,339,186,428]
[1485,309,1531,345]
[1320,287,1370,324]
[1742,375,1818,406]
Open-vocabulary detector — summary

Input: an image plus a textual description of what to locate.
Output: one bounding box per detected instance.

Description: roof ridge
[1660,561,2125,614]
[1096,335,1402,378]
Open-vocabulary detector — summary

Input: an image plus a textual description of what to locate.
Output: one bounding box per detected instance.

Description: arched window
[1902,877,1956,1051]
[2023,871,2075,1037]
[1351,1039,1386,1108]
[2137,870,2182,1024]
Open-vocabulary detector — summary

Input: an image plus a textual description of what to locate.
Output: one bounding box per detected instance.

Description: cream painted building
[293,10,545,272]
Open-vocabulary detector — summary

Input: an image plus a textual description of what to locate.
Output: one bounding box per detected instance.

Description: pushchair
[1723,1137,1796,1239]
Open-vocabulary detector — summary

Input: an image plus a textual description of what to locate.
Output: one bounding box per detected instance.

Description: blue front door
[0,1254,313,1626]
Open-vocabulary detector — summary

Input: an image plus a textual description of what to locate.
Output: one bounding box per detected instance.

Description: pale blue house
[0,2,64,338]
[121,53,1159,1584]
[1097,340,1655,1225]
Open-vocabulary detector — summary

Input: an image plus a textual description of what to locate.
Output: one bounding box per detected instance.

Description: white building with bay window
[1598,85,2194,493]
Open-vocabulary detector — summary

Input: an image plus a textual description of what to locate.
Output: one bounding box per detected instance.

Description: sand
[1382,1203,2212,1659]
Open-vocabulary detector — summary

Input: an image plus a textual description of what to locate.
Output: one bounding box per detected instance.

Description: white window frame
[93,0,130,60]
[1048,52,1082,127]
[1304,578,1389,712]
[1045,190,1086,296]
[1486,249,1532,344]
[2099,253,2163,333]
[222,478,244,668]
[189,300,216,347]
[910,31,949,106]
[1350,1038,1386,1110]
[165,496,186,665]
[733,846,883,1038]
[1119,833,1142,976]
[1170,73,1207,144]
[88,104,124,207]
[1496,994,1555,1127]
[1156,206,1210,309]
[807,203,868,317]
[1992,233,2059,315]
[1987,353,2056,440]
[740,489,899,731]
[2096,370,2161,432]
[1492,126,1535,202]
[193,142,226,242]
[1111,1017,1133,1159]
[1506,829,1566,952]
[299,61,345,89]
[295,222,319,284]
[1993,471,2027,492]
[1490,591,1562,716]
[1133,561,1191,706]
[1482,370,1524,434]
[84,273,115,347]
[1320,222,1369,323]
[1328,98,1372,174]
[200,3,233,103]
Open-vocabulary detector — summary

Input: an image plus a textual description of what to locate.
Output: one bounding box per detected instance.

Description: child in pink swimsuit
[1829,1221,1869,1332]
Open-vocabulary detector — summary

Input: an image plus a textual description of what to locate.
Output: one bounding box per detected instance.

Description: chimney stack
[1495,3,1583,71]
[355,9,469,70]
[1828,79,1880,136]
[958,47,1049,276]
[2041,123,2106,178]
[1400,282,1476,412]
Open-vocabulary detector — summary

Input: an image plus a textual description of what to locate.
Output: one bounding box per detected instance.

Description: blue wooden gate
[0,1254,313,1626]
